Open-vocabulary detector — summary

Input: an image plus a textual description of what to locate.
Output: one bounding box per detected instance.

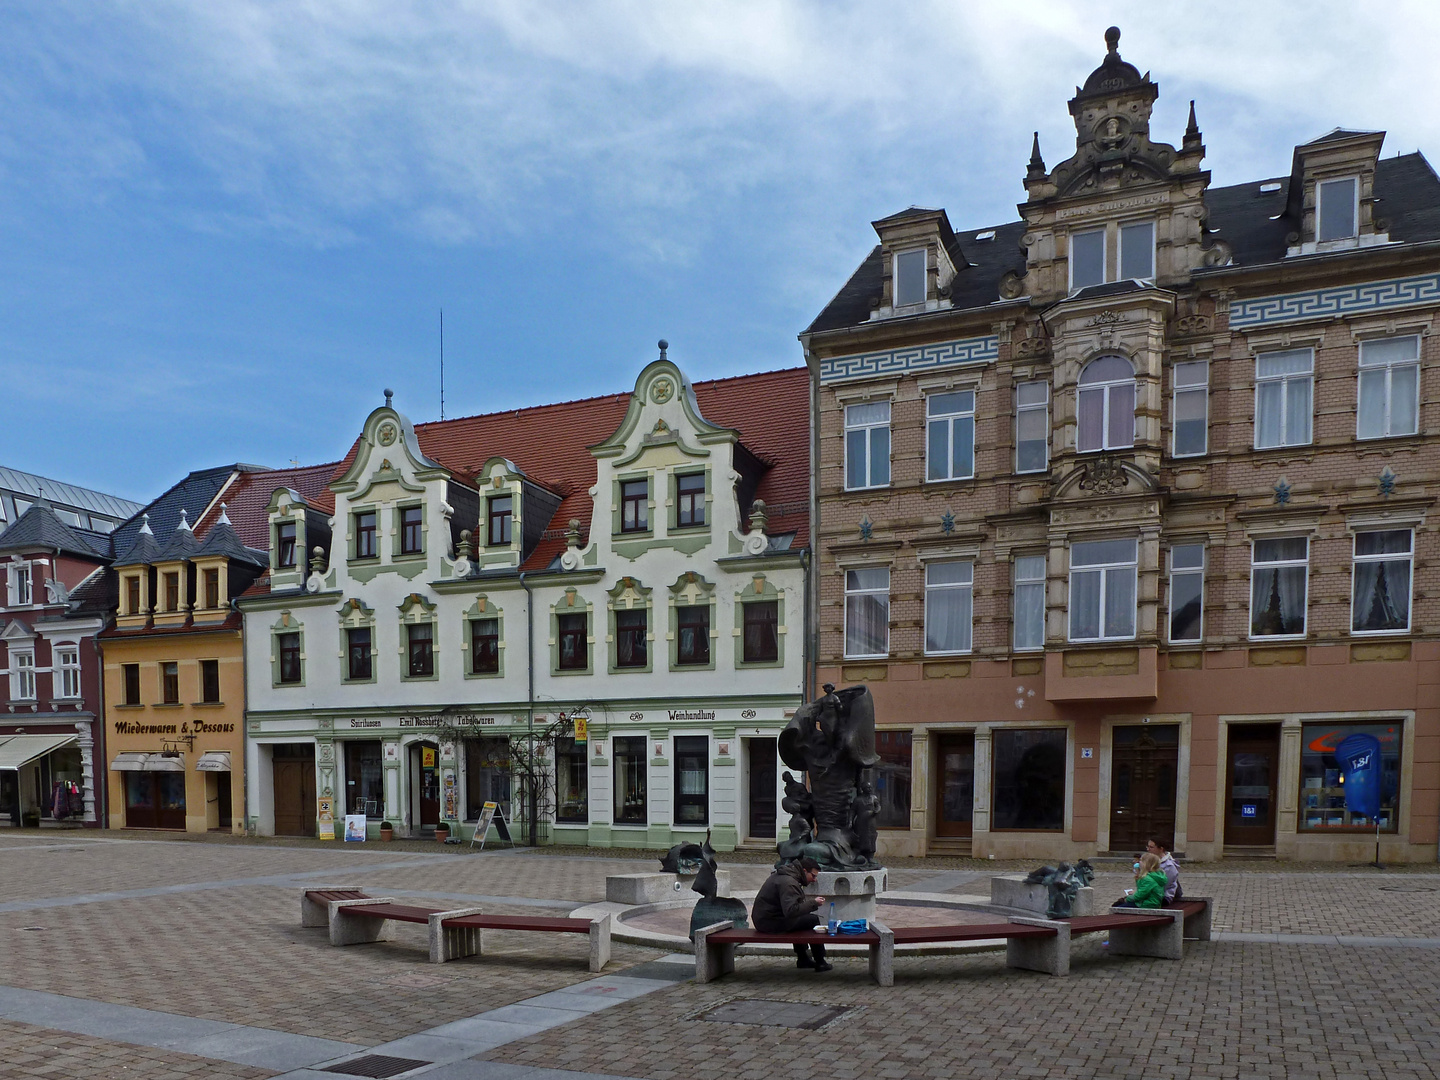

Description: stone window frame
[1011,552,1048,653]
[395,501,426,560]
[1167,542,1206,644]
[398,593,439,682]
[271,612,305,688]
[1015,380,1050,474]
[8,644,36,700]
[1348,522,1416,638]
[1356,333,1422,441]
[1316,175,1359,244]
[733,574,786,669]
[337,598,377,685]
[462,595,506,679]
[53,643,82,700]
[550,588,594,676]
[1067,536,1139,644]
[669,468,712,533]
[122,571,145,616]
[351,505,380,562]
[668,571,717,672]
[614,472,653,537]
[606,577,653,675]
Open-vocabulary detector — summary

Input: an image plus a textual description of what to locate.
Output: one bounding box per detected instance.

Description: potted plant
[379,821,394,842]
[435,821,451,844]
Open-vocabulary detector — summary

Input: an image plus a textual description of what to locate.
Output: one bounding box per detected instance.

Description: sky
[3,1,1439,504]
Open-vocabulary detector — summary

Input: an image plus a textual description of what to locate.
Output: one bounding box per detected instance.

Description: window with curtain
[1068,538,1137,642]
[55,647,81,698]
[844,567,889,658]
[1255,349,1313,449]
[742,601,778,663]
[1077,356,1136,452]
[1172,361,1208,457]
[1357,336,1420,439]
[1251,537,1308,637]
[992,728,1066,831]
[1013,555,1046,651]
[1015,381,1049,473]
[407,622,434,677]
[676,605,710,665]
[470,618,499,673]
[875,730,912,828]
[615,609,647,668]
[1352,529,1412,634]
[674,736,709,825]
[1169,545,1204,643]
[278,633,302,683]
[613,737,647,825]
[924,561,973,654]
[845,401,891,489]
[558,612,588,670]
[926,391,975,481]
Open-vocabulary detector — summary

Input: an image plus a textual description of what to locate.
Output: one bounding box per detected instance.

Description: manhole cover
[1380,885,1439,893]
[697,998,852,1029]
[320,1054,431,1078]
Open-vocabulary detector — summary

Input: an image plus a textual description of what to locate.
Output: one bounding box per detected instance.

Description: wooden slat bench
[1067,897,1213,962]
[889,919,1069,977]
[694,922,895,986]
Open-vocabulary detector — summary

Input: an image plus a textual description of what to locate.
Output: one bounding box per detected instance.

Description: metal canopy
[0,733,78,770]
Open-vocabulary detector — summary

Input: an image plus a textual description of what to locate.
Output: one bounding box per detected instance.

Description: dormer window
[1070,229,1105,289]
[276,522,297,568]
[203,568,221,609]
[1317,177,1358,242]
[164,572,180,612]
[487,496,513,546]
[125,575,141,615]
[1070,222,1155,290]
[893,249,927,307]
[1077,355,1136,452]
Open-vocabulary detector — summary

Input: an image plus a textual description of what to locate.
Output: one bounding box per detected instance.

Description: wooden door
[273,748,316,837]
[417,745,440,828]
[1225,725,1280,847]
[935,734,975,838]
[1109,725,1179,851]
[747,738,777,838]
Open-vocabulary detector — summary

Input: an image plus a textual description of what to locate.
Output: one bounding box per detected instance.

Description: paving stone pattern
[0,1017,276,1080]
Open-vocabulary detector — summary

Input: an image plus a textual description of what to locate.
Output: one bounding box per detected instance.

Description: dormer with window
[869,207,961,319]
[266,488,331,593]
[459,458,560,574]
[193,503,268,623]
[113,514,161,629]
[152,511,200,628]
[1284,129,1388,256]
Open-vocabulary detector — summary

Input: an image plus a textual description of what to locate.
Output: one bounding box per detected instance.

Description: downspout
[518,570,537,846]
[804,335,821,700]
[234,589,249,836]
[92,629,107,829]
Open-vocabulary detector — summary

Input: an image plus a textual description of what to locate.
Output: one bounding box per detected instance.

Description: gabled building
[241,352,810,848]
[803,28,1440,862]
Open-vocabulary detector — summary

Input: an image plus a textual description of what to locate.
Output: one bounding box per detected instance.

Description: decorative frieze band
[819,335,998,383]
[1229,272,1440,329]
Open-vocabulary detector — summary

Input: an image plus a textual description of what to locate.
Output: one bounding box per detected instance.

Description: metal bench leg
[428,906,486,964]
[589,913,612,973]
[301,886,362,928]
[869,920,894,987]
[693,921,732,984]
[1006,917,1070,977]
[1184,899,1213,941]
[328,898,397,947]
[1107,909,1184,960]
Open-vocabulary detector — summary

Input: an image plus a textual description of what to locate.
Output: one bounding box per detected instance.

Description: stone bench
[694,922,895,986]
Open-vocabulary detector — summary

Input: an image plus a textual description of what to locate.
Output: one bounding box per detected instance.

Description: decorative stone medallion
[378,421,398,446]
[650,376,674,404]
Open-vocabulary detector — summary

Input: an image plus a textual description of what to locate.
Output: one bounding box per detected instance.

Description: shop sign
[422,747,436,768]
[1241,804,1257,818]
[317,795,335,841]
[573,716,588,743]
[343,719,383,730]
[397,714,497,728]
[667,709,716,722]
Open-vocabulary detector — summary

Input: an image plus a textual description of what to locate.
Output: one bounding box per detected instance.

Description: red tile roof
[195,463,339,549]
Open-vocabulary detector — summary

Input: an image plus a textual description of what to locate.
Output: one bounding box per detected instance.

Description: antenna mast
[440,308,445,421]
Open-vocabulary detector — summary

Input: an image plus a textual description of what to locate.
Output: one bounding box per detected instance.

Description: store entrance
[1109,724,1179,852]
[273,745,316,837]
[413,743,440,830]
[1225,724,1281,850]
[934,734,974,838]
[746,738,777,839]
[124,771,186,830]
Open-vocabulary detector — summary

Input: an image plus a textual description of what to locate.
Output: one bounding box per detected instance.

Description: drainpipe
[518,571,537,846]
[800,548,813,702]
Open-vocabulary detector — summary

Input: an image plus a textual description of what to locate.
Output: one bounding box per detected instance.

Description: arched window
[1077,355,1136,452]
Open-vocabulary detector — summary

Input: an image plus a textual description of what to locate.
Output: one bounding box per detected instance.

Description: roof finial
[657,339,668,362]
[217,502,231,526]
[177,509,192,533]
[1027,131,1046,178]
[384,388,394,407]
[1105,26,1120,53]
[1186,99,1199,137]
[139,512,153,536]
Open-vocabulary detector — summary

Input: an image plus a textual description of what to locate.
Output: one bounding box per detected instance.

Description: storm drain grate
[1380,885,1438,893]
[320,1054,432,1078]
[696,998,852,1030]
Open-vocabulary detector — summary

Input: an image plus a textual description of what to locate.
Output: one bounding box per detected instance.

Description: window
[406,622,434,677]
[555,737,588,823]
[465,737,511,820]
[161,661,179,704]
[613,736,647,825]
[54,647,81,698]
[1172,361,1209,457]
[674,736,709,825]
[347,627,372,681]
[400,506,423,555]
[1069,538,1137,642]
[125,575,141,615]
[1299,720,1399,832]
[676,474,705,527]
[277,522,297,568]
[676,605,710,665]
[278,632,302,684]
[1352,529,1412,634]
[1358,336,1420,439]
[470,618,499,673]
[893,248,927,307]
[163,572,180,612]
[742,601,778,663]
[1120,220,1155,280]
[354,511,377,559]
[344,740,384,817]
[11,564,32,606]
[1016,382,1049,473]
[1013,555,1046,651]
[1070,228,1105,290]
[1251,537,1308,638]
[122,663,140,706]
[1255,349,1313,449]
[844,567,889,658]
[875,730,912,828]
[203,568,220,610]
[620,480,649,533]
[926,391,976,481]
[1317,177,1357,242]
[1169,545,1204,643]
[924,561,973,654]
[1077,355,1136,452]
[615,609,647,668]
[10,649,34,700]
[844,401,891,489]
[200,659,220,703]
[992,728,1066,831]
[487,496,512,546]
[558,613,588,670]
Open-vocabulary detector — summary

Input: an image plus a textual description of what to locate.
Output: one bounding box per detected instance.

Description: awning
[0,733,78,770]
[110,752,185,773]
[195,751,231,772]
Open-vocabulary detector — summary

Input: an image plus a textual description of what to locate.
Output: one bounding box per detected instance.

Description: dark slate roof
[112,518,161,567]
[155,513,202,562]
[194,516,268,567]
[806,153,1440,335]
[65,567,114,616]
[108,464,264,560]
[0,504,110,560]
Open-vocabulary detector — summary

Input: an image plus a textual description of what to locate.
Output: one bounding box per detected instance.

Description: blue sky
[3,1,1438,503]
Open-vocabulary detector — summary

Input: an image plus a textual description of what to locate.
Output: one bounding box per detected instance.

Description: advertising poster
[317,795,335,841]
[344,814,367,842]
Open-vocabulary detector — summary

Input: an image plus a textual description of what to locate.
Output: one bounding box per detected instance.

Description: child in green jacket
[1118,852,1167,908]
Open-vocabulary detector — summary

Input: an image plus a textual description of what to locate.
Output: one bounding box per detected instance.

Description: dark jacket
[751,863,820,932]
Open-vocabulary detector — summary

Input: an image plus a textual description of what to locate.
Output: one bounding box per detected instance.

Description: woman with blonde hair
[1117,852,1167,908]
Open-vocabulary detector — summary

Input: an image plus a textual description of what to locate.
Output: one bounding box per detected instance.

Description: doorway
[746,738,777,839]
[1109,724,1179,852]
[124,771,187,830]
[412,743,440,830]
[934,733,975,839]
[273,744,316,837]
[1225,724,1281,849]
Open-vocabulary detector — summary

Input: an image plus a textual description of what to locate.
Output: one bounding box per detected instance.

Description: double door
[1109,725,1179,851]
[273,745,316,837]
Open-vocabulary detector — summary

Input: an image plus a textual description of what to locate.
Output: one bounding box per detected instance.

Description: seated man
[1147,837,1183,903]
[751,856,831,972]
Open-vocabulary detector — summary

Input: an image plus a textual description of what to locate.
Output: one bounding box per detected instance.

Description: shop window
[1317,177,1358,242]
[674,736,709,826]
[742,601,778,663]
[620,480,649,533]
[125,575,142,615]
[613,736,647,825]
[488,496,512,546]
[615,609,647,668]
[407,622,434,677]
[1352,529,1412,634]
[200,659,220,704]
[1169,544,1204,643]
[558,612,588,671]
[926,391,975,482]
[277,522,297,568]
[278,632,303,684]
[1077,355,1136,453]
[1015,382,1049,473]
[160,661,179,705]
[844,401,891,490]
[676,473,706,527]
[1358,336,1420,440]
[1255,349,1313,449]
[465,737,511,820]
[1013,555,1046,651]
[203,568,221,609]
[354,511,377,559]
[875,730,912,828]
[844,567,889,658]
[676,605,710,666]
[992,728,1066,831]
[1069,228,1105,290]
[10,648,35,700]
[555,737,588,823]
[163,572,180,612]
[347,627,373,681]
[893,248,927,307]
[1069,538,1137,642]
[344,740,384,816]
[400,506,423,555]
[1299,720,1399,832]
[125,772,186,830]
[55,646,81,699]
[1172,361,1209,457]
[1251,537,1308,638]
[122,663,141,706]
[470,618,499,673]
[924,561,973,655]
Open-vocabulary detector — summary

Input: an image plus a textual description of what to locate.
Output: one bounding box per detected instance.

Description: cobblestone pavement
[5,831,1440,1078]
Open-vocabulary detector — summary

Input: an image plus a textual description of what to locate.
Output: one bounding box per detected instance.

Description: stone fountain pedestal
[605,871,731,905]
[806,867,888,923]
[990,875,1094,917]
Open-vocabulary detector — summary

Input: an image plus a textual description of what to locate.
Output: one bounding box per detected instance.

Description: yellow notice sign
[422,747,436,768]
[574,716,588,742]
[317,796,335,841]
